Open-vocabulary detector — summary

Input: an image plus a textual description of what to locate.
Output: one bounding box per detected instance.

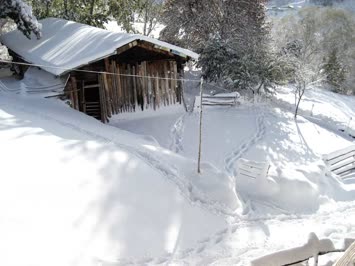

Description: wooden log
[172,61,178,104]
[116,63,123,112]
[103,73,112,118]
[132,65,138,111]
[104,58,114,114]
[110,60,118,114]
[163,61,170,106]
[143,61,148,109]
[155,75,160,109]
[121,64,127,112]
[81,81,86,113]
[98,74,108,123]
[70,77,79,110]
[136,63,143,111]
[127,64,132,112]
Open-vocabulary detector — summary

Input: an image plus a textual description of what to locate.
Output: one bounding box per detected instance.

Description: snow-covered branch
[0,0,41,39]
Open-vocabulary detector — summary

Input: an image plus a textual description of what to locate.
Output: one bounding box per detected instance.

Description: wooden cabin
[1,18,198,123]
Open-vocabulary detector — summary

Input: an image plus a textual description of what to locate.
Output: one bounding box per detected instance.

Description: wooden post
[197,77,204,174]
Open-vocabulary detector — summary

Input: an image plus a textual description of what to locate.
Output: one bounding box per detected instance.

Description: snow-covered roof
[0,18,198,76]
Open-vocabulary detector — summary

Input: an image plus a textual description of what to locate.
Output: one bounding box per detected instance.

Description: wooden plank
[155,70,160,109]
[122,64,128,112]
[326,151,355,166]
[324,146,355,163]
[116,63,123,112]
[127,64,132,112]
[116,41,138,56]
[136,63,143,111]
[98,74,107,123]
[334,162,355,175]
[329,157,355,171]
[132,65,138,111]
[103,73,112,118]
[163,61,170,106]
[172,61,177,104]
[81,81,86,113]
[70,77,79,110]
[83,84,99,89]
[137,41,175,58]
[335,240,355,266]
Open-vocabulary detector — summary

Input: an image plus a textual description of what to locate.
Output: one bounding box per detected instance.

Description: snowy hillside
[1,82,355,265]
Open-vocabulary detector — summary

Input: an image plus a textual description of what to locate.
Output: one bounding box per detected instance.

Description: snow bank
[0,91,242,266]
[0,67,67,97]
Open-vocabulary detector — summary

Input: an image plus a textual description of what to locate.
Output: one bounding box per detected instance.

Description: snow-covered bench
[252,233,354,266]
[202,92,240,106]
[323,146,355,179]
[237,158,270,179]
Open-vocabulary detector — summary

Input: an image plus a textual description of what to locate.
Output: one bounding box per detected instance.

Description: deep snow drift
[1,84,355,265]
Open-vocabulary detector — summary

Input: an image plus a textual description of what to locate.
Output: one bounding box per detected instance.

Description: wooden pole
[197,77,204,174]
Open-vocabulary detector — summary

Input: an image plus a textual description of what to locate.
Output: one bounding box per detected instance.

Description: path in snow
[169,114,186,153]
[224,106,267,177]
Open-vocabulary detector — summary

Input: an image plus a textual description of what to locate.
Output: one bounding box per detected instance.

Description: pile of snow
[0,67,67,97]
[0,92,239,266]
[2,77,355,265]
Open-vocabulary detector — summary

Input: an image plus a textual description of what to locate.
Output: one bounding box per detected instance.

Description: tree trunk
[90,0,95,16]
[64,0,68,18]
[256,80,264,95]
[143,8,148,36]
[294,83,305,119]
[46,1,50,18]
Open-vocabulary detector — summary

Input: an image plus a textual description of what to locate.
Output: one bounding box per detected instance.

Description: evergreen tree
[323,49,346,92]
[161,0,275,93]
[28,0,110,28]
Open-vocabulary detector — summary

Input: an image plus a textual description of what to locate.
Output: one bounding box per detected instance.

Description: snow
[1,79,355,265]
[104,20,165,39]
[0,67,67,97]
[0,18,198,76]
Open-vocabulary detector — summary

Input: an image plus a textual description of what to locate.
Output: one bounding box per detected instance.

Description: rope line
[0,59,202,83]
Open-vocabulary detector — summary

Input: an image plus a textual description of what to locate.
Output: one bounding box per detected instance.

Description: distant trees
[109,0,163,36]
[28,0,110,28]
[272,6,355,100]
[25,0,163,35]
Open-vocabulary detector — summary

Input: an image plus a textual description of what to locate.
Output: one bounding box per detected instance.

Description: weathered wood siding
[65,41,186,123]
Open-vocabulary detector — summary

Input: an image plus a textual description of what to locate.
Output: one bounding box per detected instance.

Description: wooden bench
[237,158,270,179]
[323,146,355,179]
[202,92,240,107]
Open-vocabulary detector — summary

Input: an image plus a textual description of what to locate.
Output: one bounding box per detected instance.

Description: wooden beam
[116,41,138,56]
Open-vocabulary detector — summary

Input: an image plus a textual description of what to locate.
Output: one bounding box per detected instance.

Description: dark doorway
[80,80,101,120]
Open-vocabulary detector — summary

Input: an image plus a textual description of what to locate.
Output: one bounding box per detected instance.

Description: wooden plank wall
[98,59,182,123]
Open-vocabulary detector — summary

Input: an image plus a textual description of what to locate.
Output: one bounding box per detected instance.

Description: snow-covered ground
[1,83,355,266]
